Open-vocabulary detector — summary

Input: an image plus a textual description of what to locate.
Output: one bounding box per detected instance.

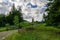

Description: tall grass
[4,23,60,40]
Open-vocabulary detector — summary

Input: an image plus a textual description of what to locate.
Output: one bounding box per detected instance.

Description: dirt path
[0,30,18,40]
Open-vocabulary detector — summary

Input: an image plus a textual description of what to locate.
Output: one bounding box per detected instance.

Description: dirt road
[0,30,18,40]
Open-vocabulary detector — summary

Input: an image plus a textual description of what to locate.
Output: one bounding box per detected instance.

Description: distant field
[4,24,60,40]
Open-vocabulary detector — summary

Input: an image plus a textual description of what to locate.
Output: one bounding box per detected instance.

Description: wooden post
[32,17,34,27]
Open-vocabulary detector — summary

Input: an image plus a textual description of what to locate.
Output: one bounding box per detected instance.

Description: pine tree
[46,0,60,26]
[0,14,6,27]
[6,3,23,25]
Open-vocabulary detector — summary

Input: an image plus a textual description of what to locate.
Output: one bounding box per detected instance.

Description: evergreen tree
[46,0,60,26]
[0,14,6,27]
[43,13,46,22]
[6,3,23,25]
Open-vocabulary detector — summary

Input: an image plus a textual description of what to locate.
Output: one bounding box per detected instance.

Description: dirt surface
[0,30,18,40]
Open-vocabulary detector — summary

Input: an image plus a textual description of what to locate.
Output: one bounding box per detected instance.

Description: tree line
[0,0,60,28]
[0,4,23,27]
[44,0,60,27]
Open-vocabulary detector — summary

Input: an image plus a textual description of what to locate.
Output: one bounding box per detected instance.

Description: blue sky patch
[27,3,38,8]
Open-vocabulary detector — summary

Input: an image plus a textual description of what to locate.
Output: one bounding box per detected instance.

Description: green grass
[0,21,31,32]
[20,21,31,27]
[4,30,60,40]
[4,24,60,40]
[0,27,7,32]
[0,25,17,32]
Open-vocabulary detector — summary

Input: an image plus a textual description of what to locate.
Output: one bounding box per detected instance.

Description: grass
[0,27,7,32]
[0,25,17,32]
[20,21,31,27]
[4,23,60,40]
[4,30,60,40]
[0,21,31,32]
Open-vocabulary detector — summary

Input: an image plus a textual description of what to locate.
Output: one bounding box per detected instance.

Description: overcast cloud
[0,0,48,22]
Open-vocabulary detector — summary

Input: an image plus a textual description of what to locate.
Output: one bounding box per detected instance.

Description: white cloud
[0,0,3,2]
[0,0,48,22]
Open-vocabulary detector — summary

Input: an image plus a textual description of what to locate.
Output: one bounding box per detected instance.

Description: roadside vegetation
[4,23,60,40]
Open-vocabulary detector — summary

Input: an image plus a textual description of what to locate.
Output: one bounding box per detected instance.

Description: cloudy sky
[0,0,49,22]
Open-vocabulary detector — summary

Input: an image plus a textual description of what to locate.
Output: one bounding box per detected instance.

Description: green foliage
[45,0,60,26]
[14,16,19,27]
[43,13,47,23]
[0,14,6,27]
[6,4,23,25]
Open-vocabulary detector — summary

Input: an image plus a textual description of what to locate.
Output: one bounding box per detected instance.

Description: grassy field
[0,25,17,32]
[4,24,60,40]
[0,21,31,32]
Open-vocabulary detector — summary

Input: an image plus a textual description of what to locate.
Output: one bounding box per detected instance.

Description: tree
[0,14,6,27]
[46,0,60,26]
[6,3,23,25]
[43,13,46,23]
[14,15,19,28]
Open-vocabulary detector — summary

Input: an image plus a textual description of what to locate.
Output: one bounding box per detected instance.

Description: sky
[0,0,49,22]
